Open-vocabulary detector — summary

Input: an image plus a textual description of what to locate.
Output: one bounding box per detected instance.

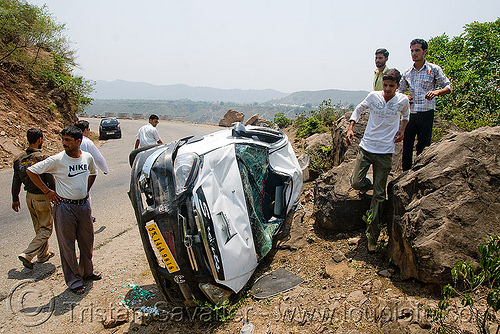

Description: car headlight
[174,152,200,194]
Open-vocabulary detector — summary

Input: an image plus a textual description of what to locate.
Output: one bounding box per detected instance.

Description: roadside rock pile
[388,126,500,284]
[219,110,270,127]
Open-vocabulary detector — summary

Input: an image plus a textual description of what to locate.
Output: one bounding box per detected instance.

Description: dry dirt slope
[0,63,78,168]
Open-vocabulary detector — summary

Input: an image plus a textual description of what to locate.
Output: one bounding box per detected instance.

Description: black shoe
[18,255,33,269]
[37,251,55,263]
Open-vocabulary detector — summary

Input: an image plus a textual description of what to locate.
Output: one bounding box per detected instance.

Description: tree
[427,18,500,131]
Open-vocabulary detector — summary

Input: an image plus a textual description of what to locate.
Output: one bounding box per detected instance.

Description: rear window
[101,119,118,125]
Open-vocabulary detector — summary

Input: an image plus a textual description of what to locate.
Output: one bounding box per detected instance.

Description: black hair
[149,114,159,121]
[410,38,428,50]
[27,128,43,144]
[61,126,83,140]
[383,68,402,84]
[375,48,389,58]
[74,120,90,132]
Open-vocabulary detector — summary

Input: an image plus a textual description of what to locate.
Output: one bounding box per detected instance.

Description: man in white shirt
[75,120,108,222]
[135,114,163,149]
[346,69,410,252]
[75,120,109,174]
[27,126,101,294]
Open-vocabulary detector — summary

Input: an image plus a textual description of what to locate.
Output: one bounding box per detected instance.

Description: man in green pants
[346,69,409,252]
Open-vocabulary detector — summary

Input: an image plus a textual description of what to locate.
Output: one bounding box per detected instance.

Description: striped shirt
[398,61,451,113]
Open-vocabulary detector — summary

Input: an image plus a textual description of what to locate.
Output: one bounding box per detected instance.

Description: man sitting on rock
[346,69,409,252]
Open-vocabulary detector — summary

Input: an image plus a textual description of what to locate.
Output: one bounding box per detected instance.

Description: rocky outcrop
[244,113,259,126]
[219,109,244,127]
[314,112,398,231]
[388,126,500,284]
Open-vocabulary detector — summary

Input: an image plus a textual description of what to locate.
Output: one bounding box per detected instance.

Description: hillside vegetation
[0,0,94,168]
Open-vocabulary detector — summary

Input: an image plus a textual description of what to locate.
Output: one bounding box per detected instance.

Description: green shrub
[306,145,333,173]
[428,235,500,333]
[273,112,292,128]
[294,99,344,139]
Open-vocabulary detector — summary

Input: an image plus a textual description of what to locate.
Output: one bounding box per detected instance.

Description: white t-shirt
[28,150,97,200]
[350,91,410,154]
[136,123,161,147]
[81,136,109,174]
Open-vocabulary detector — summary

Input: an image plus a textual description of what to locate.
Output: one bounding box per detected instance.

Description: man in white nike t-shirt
[27,126,101,294]
[346,69,409,253]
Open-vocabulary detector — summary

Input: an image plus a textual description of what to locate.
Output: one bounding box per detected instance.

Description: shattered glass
[235,144,281,260]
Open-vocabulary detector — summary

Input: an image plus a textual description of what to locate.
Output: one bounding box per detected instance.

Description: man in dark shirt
[12,128,55,269]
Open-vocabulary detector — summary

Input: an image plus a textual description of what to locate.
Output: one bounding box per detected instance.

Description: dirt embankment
[0,63,78,169]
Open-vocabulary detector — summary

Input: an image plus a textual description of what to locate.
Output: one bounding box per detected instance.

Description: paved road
[0,119,218,300]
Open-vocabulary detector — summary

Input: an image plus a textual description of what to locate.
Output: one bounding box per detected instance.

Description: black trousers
[402,110,434,171]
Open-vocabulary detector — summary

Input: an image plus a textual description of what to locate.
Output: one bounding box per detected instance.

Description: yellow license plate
[146,221,180,273]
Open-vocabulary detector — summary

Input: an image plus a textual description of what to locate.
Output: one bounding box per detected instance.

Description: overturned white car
[129,123,302,305]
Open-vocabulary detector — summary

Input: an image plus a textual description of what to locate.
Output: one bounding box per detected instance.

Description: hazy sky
[29,0,500,93]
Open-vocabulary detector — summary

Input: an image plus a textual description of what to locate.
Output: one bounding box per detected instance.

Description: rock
[134,311,152,326]
[276,209,308,250]
[239,321,255,334]
[348,237,360,245]
[346,290,364,302]
[219,109,244,127]
[244,113,259,126]
[0,138,22,156]
[333,250,345,263]
[256,118,271,126]
[323,260,356,279]
[313,112,464,232]
[102,309,128,328]
[378,269,395,278]
[313,159,372,230]
[304,133,332,150]
[388,126,500,284]
[313,113,394,231]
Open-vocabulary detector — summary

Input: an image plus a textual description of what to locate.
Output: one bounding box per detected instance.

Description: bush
[294,99,344,139]
[427,19,500,131]
[273,112,292,128]
[428,235,500,333]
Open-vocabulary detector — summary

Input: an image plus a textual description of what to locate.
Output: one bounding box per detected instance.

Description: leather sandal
[84,271,102,281]
[70,286,85,295]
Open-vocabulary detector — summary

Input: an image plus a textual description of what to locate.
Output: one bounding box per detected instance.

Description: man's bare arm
[27,170,60,204]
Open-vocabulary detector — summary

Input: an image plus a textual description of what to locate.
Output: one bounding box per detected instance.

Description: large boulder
[219,109,244,127]
[244,113,259,126]
[314,112,397,231]
[388,126,500,284]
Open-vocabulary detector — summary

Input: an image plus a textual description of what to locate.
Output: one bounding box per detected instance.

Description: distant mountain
[92,80,289,104]
[263,89,369,107]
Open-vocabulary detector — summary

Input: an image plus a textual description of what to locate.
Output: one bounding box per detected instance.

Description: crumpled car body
[128,123,303,305]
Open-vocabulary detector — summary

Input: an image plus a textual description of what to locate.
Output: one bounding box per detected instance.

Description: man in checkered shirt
[398,38,451,171]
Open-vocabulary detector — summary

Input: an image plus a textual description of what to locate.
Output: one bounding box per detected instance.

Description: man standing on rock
[399,38,451,171]
[346,69,409,252]
[12,128,56,269]
[27,126,101,294]
[373,48,390,91]
[135,114,163,149]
